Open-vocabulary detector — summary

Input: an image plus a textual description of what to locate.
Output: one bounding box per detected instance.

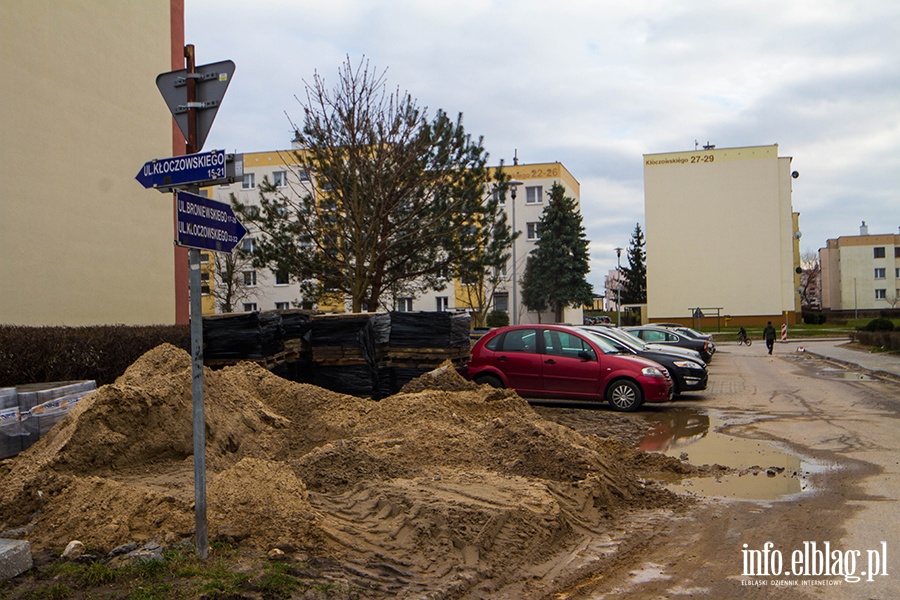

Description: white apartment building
[819,222,900,311]
[202,149,585,324]
[643,144,802,327]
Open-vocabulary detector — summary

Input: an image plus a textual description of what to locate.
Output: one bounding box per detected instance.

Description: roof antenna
[703,141,716,150]
[513,149,519,165]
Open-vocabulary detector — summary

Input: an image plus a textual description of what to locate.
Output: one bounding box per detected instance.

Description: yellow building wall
[644,145,800,325]
[0,2,177,325]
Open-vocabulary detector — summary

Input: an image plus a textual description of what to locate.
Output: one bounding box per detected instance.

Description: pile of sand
[0,344,681,596]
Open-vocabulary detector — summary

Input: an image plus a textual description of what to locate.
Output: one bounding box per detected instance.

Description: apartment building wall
[643,144,801,326]
[203,150,312,314]
[0,1,180,325]
[819,229,900,311]
[428,162,584,325]
[205,152,585,322]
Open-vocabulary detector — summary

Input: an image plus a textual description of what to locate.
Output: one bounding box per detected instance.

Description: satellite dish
[791,171,800,179]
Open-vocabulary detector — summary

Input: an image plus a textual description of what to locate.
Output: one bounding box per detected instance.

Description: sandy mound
[0,343,679,596]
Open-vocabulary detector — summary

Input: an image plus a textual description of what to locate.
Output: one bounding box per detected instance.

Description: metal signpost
[137,45,241,559]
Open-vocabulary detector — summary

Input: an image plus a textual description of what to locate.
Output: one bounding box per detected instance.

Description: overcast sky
[187,0,899,292]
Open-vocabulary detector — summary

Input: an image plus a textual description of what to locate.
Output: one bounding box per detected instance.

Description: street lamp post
[615,247,623,327]
[509,180,523,325]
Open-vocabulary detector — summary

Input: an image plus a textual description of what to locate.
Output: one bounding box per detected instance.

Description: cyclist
[738,326,748,343]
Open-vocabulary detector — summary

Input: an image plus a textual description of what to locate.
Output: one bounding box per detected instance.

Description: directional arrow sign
[176,190,247,253]
[136,149,227,190]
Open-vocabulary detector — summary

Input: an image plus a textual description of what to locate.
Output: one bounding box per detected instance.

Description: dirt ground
[1,343,897,598]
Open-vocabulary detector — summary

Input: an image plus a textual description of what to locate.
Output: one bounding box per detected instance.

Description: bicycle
[738,333,752,346]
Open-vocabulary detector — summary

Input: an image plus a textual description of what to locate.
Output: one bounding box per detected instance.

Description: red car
[463,324,673,411]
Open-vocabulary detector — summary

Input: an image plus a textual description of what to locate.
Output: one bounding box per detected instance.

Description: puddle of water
[638,409,806,501]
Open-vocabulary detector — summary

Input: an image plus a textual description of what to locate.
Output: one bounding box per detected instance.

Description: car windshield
[601,327,648,351]
[582,330,626,354]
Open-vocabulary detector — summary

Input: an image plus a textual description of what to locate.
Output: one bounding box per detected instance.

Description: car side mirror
[577,351,594,361]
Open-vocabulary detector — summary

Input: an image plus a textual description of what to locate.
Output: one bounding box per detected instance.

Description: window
[243,302,257,312]
[895,247,900,258]
[498,329,537,353]
[273,171,287,187]
[242,173,255,189]
[873,247,885,258]
[493,189,505,206]
[241,237,255,254]
[200,252,210,264]
[495,262,507,278]
[896,268,900,278]
[436,296,449,311]
[494,293,509,312]
[875,289,886,299]
[275,270,289,285]
[526,222,540,240]
[396,298,413,312]
[525,186,543,204]
[875,268,886,279]
[200,270,211,295]
[275,302,290,310]
[298,168,310,181]
[543,330,597,360]
[243,270,257,286]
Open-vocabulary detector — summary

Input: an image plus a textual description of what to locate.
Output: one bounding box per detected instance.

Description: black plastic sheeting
[311,314,390,347]
[388,311,470,348]
[280,311,313,342]
[313,365,392,399]
[203,312,284,359]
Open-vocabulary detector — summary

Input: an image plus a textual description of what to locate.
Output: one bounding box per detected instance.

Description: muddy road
[536,343,900,598]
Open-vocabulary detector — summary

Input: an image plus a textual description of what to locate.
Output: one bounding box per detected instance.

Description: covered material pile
[206,311,473,398]
[0,344,677,597]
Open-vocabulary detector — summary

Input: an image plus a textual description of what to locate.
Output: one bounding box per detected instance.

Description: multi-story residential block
[820,222,900,311]
[643,144,802,327]
[201,148,585,325]
[1,2,185,325]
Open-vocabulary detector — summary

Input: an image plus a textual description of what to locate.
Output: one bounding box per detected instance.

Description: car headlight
[673,361,703,370]
[641,366,665,378]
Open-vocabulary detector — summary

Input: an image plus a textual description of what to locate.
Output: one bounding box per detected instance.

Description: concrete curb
[0,538,32,582]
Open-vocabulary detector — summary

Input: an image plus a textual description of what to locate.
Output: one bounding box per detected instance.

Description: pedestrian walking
[762,321,777,354]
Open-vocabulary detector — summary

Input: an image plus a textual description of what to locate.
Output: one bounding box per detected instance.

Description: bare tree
[212,249,258,313]
[232,57,506,313]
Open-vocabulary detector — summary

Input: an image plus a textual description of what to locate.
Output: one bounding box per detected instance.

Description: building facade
[819,222,900,311]
[1,1,185,326]
[643,144,802,327]
[202,150,585,324]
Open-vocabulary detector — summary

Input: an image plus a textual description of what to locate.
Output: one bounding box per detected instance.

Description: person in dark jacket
[762,321,777,354]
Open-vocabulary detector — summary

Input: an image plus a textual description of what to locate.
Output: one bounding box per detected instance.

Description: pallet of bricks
[203,310,471,399]
[203,310,312,369]
[309,311,472,398]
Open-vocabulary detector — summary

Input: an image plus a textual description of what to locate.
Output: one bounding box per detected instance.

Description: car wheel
[474,374,503,388]
[607,379,644,412]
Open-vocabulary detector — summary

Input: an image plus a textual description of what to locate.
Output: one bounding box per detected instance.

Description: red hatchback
[464,325,673,411]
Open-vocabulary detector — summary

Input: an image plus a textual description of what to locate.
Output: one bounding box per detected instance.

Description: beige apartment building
[203,148,584,324]
[643,144,802,327]
[820,222,900,311]
[1,2,185,326]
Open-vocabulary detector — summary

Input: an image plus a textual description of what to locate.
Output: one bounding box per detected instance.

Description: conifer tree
[619,223,647,304]
[520,183,593,322]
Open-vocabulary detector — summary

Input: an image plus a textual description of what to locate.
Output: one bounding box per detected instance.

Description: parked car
[580,326,708,394]
[463,324,673,412]
[667,325,714,342]
[624,325,715,363]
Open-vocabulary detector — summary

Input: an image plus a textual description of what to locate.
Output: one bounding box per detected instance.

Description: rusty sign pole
[184,44,208,560]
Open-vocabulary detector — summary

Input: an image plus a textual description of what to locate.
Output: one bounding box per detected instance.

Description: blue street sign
[136,149,227,189]
[176,190,247,253]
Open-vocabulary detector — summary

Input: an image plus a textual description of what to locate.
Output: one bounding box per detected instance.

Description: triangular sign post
[156,60,235,152]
